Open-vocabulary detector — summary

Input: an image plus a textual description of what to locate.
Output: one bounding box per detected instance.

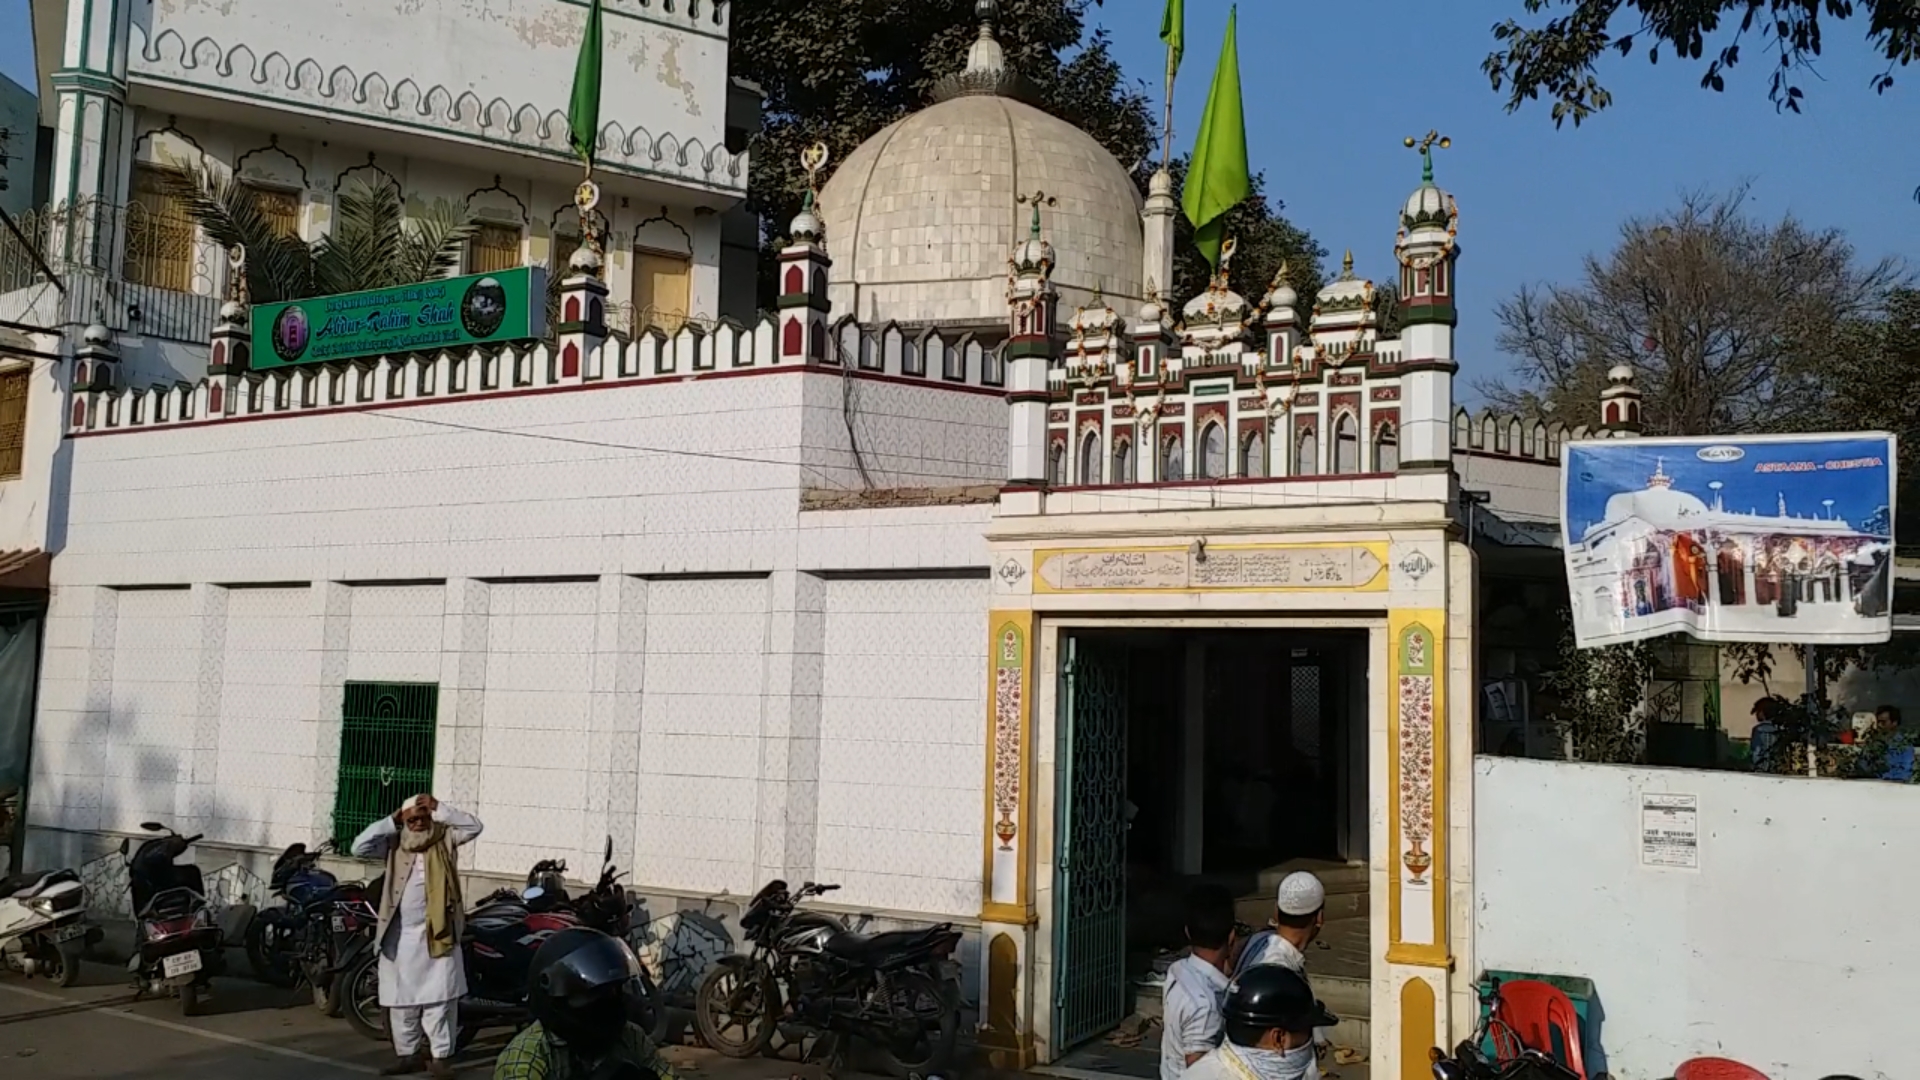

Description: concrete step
[1256,858,1368,897]
[1235,890,1366,925]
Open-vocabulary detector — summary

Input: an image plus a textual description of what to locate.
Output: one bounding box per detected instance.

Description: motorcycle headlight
[23,896,54,915]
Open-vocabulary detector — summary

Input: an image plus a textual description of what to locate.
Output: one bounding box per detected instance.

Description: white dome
[817,93,1145,328]
[1401,182,1452,230]
[1597,486,1712,535]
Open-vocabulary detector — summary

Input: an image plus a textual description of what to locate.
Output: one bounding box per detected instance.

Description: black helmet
[527,927,643,1051]
[1222,965,1338,1036]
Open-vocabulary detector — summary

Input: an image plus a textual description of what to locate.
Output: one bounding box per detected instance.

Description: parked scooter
[0,866,103,986]
[341,837,660,1048]
[123,821,224,1016]
[244,839,380,1015]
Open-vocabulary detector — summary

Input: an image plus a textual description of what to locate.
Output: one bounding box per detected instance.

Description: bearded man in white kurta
[353,793,483,1078]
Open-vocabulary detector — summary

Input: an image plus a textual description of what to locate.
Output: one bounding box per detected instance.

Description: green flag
[1182,6,1251,271]
[568,0,605,167]
[1160,0,1184,80]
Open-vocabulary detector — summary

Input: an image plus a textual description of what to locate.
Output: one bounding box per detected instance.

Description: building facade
[4,4,1683,1079]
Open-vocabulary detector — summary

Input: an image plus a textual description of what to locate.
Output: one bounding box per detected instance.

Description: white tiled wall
[105,589,196,834]
[214,586,320,849]
[474,581,600,877]
[346,586,447,683]
[817,576,988,916]
[637,578,770,896]
[32,375,1006,919]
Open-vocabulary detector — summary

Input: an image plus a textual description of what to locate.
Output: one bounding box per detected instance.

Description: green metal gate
[1052,635,1130,1051]
[331,682,440,846]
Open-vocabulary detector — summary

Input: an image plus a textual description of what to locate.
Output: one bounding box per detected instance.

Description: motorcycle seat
[2,869,78,898]
[822,926,946,961]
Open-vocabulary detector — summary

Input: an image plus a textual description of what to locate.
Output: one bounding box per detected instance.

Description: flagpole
[1162,51,1176,170]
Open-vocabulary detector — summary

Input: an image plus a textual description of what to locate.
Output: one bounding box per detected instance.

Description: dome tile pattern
[818,95,1145,329]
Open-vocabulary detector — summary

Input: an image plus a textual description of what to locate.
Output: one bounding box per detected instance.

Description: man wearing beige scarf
[353,793,484,1078]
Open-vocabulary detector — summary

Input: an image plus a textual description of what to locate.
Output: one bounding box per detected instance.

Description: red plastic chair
[1495,979,1587,1078]
[1674,1059,1770,1080]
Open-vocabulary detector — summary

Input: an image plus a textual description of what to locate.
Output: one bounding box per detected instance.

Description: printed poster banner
[250,266,546,369]
[1562,433,1897,647]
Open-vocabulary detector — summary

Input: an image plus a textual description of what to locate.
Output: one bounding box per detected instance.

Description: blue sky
[3,1,1916,405]
[1565,437,1895,536]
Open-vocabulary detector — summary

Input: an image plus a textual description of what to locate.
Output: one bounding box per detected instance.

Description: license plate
[162,951,203,979]
[331,915,347,932]
[52,925,88,944]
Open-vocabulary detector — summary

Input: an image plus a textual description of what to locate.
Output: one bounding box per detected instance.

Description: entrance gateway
[1051,625,1371,1063]
[973,524,1475,1080]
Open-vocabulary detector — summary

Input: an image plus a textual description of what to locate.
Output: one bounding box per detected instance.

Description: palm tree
[165,170,478,304]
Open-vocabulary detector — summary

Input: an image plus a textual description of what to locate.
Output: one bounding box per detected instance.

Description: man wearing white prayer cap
[1234,871,1331,1075]
[352,792,484,1077]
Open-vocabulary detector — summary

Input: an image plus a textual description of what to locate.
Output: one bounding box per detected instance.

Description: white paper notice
[1640,793,1700,869]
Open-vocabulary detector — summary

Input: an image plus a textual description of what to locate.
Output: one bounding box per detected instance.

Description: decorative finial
[800,142,830,211]
[1271,259,1291,288]
[574,178,604,266]
[975,0,997,23]
[226,245,249,306]
[1404,130,1451,183]
[1018,190,1056,240]
[1340,249,1354,279]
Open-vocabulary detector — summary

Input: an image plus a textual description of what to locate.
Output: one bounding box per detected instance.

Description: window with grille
[633,248,692,334]
[125,165,197,292]
[0,367,27,479]
[468,222,522,274]
[331,682,440,847]
[241,182,302,241]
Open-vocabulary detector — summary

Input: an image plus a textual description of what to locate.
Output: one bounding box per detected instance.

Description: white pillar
[1400,317,1455,470]
[1008,357,1049,485]
[1142,169,1178,303]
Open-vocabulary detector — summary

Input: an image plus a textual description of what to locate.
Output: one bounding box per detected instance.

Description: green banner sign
[250,266,547,369]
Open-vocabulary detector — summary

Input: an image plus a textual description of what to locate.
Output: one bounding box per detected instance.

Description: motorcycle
[342,837,661,1048]
[0,866,103,986]
[123,821,224,1016]
[693,879,962,1078]
[244,839,380,1015]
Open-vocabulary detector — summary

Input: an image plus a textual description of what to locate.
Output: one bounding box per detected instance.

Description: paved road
[0,957,826,1080]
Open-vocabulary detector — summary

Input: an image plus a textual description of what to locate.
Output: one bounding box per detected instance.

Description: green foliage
[1543,616,1656,763]
[729,0,1324,313]
[165,170,477,304]
[1483,0,1919,126]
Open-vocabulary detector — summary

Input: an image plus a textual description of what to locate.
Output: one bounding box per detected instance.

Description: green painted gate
[1052,635,1130,1051]
[331,682,439,846]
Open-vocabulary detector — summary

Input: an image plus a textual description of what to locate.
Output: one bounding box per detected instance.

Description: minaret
[1599,364,1644,437]
[1007,194,1060,486]
[778,145,834,365]
[1394,131,1460,470]
[1142,169,1177,313]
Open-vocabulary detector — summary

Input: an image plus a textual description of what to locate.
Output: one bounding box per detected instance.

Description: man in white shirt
[1234,872,1330,1065]
[1160,885,1239,1080]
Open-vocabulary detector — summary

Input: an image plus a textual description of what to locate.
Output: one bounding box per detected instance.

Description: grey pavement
[0,953,911,1080]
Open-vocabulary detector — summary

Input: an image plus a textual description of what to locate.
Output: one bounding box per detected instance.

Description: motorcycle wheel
[179,981,202,1018]
[693,960,776,1058]
[342,955,390,1042]
[34,939,82,988]
[245,914,299,989]
[874,970,960,1079]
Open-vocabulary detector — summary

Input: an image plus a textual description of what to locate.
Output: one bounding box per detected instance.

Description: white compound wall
[27,369,999,920]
